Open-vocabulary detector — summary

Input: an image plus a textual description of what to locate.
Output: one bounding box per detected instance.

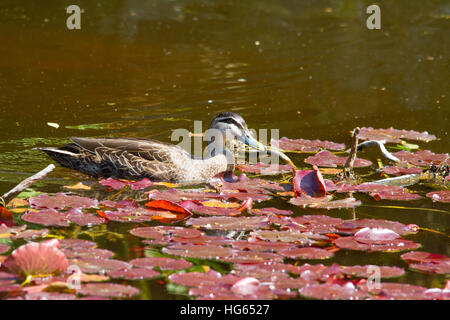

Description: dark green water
[0,0,448,299]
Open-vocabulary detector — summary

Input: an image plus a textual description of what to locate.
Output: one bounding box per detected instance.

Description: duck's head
[207,112,294,166]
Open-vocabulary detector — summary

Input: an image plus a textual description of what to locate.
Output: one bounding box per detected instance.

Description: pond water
[0,0,448,299]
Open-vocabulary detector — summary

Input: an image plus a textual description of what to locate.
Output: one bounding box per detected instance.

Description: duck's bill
[243,134,266,151]
[243,133,296,168]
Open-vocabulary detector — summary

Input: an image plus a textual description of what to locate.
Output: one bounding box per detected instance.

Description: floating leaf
[279,247,333,260]
[292,166,326,197]
[305,150,372,168]
[334,236,420,252]
[107,268,160,280]
[130,257,192,270]
[401,251,450,275]
[341,265,405,278]
[271,137,345,152]
[393,150,448,166]
[29,193,98,210]
[186,216,269,231]
[63,182,91,190]
[358,127,436,143]
[78,283,139,298]
[426,191,450,203]
[236,163,293,175]
[299,283,367,300]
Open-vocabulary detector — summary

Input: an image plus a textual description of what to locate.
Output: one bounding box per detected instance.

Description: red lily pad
[23,292,77,300]
[308,198,362,210]
[382,166,422,176]
[130,257,192,270]
[354,227,400,242]
[210,173,288,194]
[29,193,98,209]
[78,283,139,298]
[231,240,295,253]
[222,250,283,264]
[130,226,203,239]
[279,247,333,260]
[401,251,450,275]
[148,189,221,202]
[100,199,139,209]
[70,258,131,274]
[334,236,420,252]
[292,166,326,197]
[358,127,436,143]
[289,215,344,234]
[186,216,270,231]
[66,208,105,226]
[59,239,97,249]
[236,163,293,175]
[11,228,49,240]
[0,244,10,254]
[271,137,345,152]
[335,218,419,236]
[107,268,160,280]
[305,150,372,168]
[168,270,235,287]
[249,207,293,216]
[3,239,68,277]
[61,247,114,260]
[162,244,235,259]
[358,282,431,300]
[250,230,324,245]
[370,190,422,201]
[179,200,241,216]
[299,282,368,300]
[99,177,154,190]
[341,265,405,278]
[289,195,333,208]
[426,190,450,203]
[22,209,70,227]
[393,150,448,166]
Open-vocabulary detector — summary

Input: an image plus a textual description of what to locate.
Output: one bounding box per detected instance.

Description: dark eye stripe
[219,117,244,129]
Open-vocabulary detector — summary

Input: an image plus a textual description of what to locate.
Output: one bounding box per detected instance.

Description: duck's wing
[70,137,189,162]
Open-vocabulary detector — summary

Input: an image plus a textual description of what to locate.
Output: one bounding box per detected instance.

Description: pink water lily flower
[3,239,69,277]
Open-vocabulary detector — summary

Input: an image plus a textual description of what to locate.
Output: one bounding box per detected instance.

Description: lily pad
[305,150,372,168]
[29,193,98,209]
[78,283,139,298]
[299,282,367,300]
[341,265,405,278]
[393,150,448,166]
[401,251,450,275]
[279,247,333,260]
[358,127,436,143]
[130,257,192,270]
[186,216,270,231]
[426,190,450,203]
[107,268,160,280]
[271,137,345,152]
[334,236,420,252]
[236,163,293,175]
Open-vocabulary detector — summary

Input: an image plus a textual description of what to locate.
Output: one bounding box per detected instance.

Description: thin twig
[1,164,55,204]
[344,127,360,172]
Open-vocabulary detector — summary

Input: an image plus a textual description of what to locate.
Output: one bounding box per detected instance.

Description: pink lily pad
[358,282,431,300]
[99,177,153,190]
[426,190,450,203]
[308,198,362,209]
[334,236,420,252]
[3,239,68,277]
[271,137,345,152]
[179,200,241,216]
[130,257,193,270]
[382,166,422,176]
[0,243,10,254]
[107,268,160,280]
[61,247,114,260]
[370,190,422,201]
[168,270,232,287]
[148,189,221,202]
[29,193,98,209]
[292,166,326,197]
[100,199,139,209]
[70,258,131,274]
[66,208,105,226]
[23,292,77,300]
[236,162,293,175]
[354,227,400,242]
[279,247,333,260]
[305,150,372,168]
[335,218,419,236]
[250,230,324,245]
[289,195,333,208]
[249,207,293,216]
[11,228,49,240]
[78,283,139,298]
[401,251,450,275]
[222,250,283,264]
[341,265,405,278]
[130,226,203,239]
[22,209,70,227]
[231,240,295,253]
[393,150,448,166]
[299,282,368,300]
[358,127,436,143]
[162,244,235,259]
[186,216,270,231]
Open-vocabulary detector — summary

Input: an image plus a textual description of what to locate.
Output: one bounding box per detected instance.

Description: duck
[36,112,292,184]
